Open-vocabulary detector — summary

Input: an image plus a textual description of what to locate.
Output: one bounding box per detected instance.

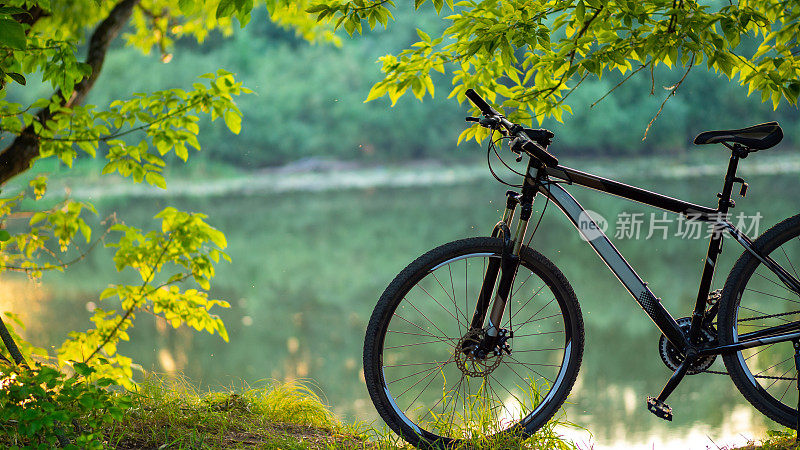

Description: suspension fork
[470,164,540,337]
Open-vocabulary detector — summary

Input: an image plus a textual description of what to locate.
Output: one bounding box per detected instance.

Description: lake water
[5,155,800,449]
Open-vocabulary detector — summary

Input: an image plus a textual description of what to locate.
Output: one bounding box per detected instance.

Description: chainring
[658,317,717,374]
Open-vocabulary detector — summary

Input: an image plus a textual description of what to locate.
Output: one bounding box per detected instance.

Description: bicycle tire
[363,237,584,448]
[719,213,800,427]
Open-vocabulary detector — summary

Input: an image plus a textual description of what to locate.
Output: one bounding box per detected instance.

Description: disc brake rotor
[455,329,502,377]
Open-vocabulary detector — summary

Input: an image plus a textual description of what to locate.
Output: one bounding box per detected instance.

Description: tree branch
[0,0,141,186]
[13,5,48,31]
[643,54,694,140]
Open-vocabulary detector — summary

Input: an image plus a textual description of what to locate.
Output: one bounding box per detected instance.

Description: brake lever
[465,116,500,130]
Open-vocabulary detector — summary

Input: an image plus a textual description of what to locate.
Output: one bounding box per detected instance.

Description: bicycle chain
[703,369,793,380]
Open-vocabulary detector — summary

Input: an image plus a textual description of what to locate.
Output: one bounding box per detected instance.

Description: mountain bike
[363,88,798,449]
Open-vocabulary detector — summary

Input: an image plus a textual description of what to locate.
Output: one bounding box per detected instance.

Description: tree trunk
[0,0,141,186]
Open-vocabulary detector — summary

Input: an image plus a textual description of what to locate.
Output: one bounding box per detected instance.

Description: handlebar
[465,89,499,117]
[464,88,559,167]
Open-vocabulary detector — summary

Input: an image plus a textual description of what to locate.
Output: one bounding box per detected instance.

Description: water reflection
[4,167,799,448]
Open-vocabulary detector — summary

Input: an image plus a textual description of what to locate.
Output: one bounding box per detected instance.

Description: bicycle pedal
[646,396,673,421]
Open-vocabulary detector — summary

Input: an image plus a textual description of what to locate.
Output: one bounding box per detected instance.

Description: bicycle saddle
[693,122,783,151]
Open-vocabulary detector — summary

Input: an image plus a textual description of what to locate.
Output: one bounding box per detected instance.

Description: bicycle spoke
[432,271,457,309]
[502,356,547,387]
[484,379,504,427]
[510,271,535,301]
[744,343,776,362]
[396,359,450,401]
[505,355,556,384]
[509,284,547,322]
[401,297,452,340]
[777,371,795,401]
[755,355,794,377]
[781,247,800,281]
[745,287,800,304]
[392,313,450,341]
[512,347,563,353]
[440,374,466,433]
[418,284,467,329]
[387,329,458,340]
[767,366,795,391]
[488,372,528,416]
[385,338,455,350]
[512,330,564,338]
[386,363,449,385]
[406,364,449,415]
[430,375,462,419]
[447,264,468,329]
[466,259,470,331]
[513,312,563,328]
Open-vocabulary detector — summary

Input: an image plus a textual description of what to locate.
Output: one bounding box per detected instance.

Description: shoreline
[15,152,800,201]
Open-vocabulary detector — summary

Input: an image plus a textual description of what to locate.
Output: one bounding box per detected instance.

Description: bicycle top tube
[541,165,718,219]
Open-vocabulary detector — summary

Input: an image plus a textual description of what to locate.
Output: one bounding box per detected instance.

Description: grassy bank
[103,377,366,449]
[735,431,800,450]
[94,377,578,449]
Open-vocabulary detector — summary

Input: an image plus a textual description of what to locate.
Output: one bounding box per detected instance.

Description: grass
[102,376,368,449]
[728,430,800,450]
[95,375,579,449]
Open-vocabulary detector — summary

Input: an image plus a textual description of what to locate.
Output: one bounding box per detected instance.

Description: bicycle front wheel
[719,214,800,427]
[363,237,584,448]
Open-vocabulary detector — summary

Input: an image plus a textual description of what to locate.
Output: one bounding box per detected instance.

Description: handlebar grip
[516,138,559,167]
[465,88,498,116]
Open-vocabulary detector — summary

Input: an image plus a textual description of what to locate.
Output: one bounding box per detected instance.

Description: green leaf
[0,7,28,15]
[216,0,236,18]
[178,0,196,14]
[416,28,431,43]
[0,19,26,50]
[145,172,167,189]
[223,110,241,134]
[6,72,24,85]
[0,230,10,241]
[72,362,94,376]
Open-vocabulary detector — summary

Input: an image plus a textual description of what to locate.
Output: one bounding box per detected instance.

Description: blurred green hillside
[10,5,800,170]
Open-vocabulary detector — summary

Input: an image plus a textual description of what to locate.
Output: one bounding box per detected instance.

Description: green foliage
[0,0,342,444]
[0,363,131,449]
[0,0,333,441]
[54,206,230,387]
[309,0,800,143]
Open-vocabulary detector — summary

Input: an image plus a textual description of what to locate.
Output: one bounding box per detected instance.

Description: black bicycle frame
[539,157,800,356]
[477,152,800,359]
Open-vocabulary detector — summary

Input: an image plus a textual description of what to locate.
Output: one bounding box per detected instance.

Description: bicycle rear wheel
[363,237,584,448]
[719,214,800,427]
